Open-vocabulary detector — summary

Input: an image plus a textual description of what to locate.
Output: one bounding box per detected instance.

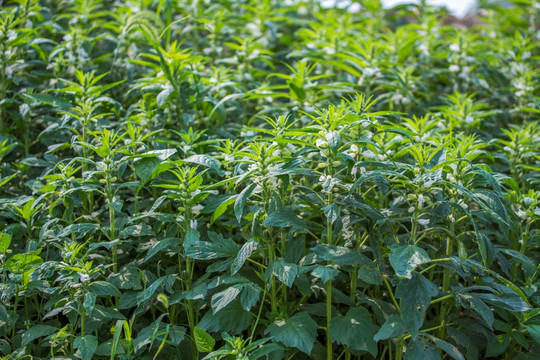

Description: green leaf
[211,196,235,225]
[157,88,175,108]
[184,154,221,171]
[374,314,407,341]
[312,244,370,266]
[269,259,298,288]
[311,265,340,284]
[197,301,252,335]
[396,273,438,339]
[74,335,98,360]
[185,231,238,260]
[265,312,318,355]
[234,183,257,223]
[108,263,142,290]
[263,208,307,233]
[322,203,340,225]
[5,253,43,273]
[88,281,122,297]
[0,233,11,253]
[211,286,242,314]
[404,339,441,360]
[193,327,215,353]
[326,131,341,151]
[238,282,261,311]
[424,335,465,360]
[329,307,379,356]
[455,293,494,328]
[231,240,258,274]
[22,93,71,109]
[525,324,540,345]
[389,244,431,279]
[134,157,161,184]
[21,325,57,346]
[137,275,174,304]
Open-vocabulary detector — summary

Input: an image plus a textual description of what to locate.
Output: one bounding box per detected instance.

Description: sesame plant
[0,0,539,359]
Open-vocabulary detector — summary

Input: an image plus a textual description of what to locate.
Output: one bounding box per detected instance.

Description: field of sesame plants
[0,0,539,359]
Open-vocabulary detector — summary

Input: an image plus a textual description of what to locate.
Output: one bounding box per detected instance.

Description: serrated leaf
[263,208,307,233]
[211,286,241,314]
[330,307,378,356]
[404,339,441,360]
[21,325,57,346]
[194,327,215,353]
[265,312,318,355]
[389,244,431,279]
[185,231,238,260]
[197,301,252,335]
[312,244,370,266]
[88,281,122,297]
[396,273,438,339]
[184,154,221,171]
[134,157,161,184]
[0,233,11,253]
[424,335,465,360]
[269,259,298,288]
[234,183,257,223]
[311,265,340,284]
[231,240,258,274]
[322,203,340,224]
[74,335,98,360]
[374,314,407,341]
[157,88,175,108]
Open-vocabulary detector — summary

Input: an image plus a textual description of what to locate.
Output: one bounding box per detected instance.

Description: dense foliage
[0,0,539,359]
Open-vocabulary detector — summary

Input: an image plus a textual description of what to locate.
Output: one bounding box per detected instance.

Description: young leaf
[193,327,216,353]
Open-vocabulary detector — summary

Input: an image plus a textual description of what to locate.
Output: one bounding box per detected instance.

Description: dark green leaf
[330,307,378,356]
[389,244,431,279]
[265,312,318,355]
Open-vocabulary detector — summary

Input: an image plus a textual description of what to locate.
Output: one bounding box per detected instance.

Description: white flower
[450,43,460,52]
[248,164,258,172]
[191,204,204,214]
[323,46,336,55]
[418,218,430,226]
[190,219,198,229]
[517,209,527,219]
[424,180,434,189]
[272,150,281,157]
[360,167,366,174]
[465,116,474,123]
[351,144,359,153]
[362,150,376,159]
[503,146,513,153]
[351,167,358,176]
[418,194,425,208]
[191,189,201,197]
[449,65,460,72]
[80,273,90,282]
[316,138,327,148]
[449,214,455,222]
[409,206,415,213]
[363,67,379,77]
[224,154,234,162]
[418,43,429,55]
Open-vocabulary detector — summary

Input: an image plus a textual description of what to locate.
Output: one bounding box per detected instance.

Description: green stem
[326,279,333,360]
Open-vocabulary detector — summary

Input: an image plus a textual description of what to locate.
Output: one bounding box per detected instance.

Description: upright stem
[326,186,333,360]
[326,279,333,360]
